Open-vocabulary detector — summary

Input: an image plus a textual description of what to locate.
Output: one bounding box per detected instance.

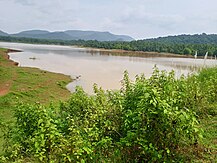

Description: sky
[0,0,216,39]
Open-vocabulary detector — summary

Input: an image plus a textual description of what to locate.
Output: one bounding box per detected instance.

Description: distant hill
[64,30,133,41]
[14,30,50,35]
[11,30,74,40]
[7,29,134,41]
[144,33,217,44]
[0,30,9,36]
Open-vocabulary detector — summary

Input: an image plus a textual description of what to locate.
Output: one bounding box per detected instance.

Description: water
[0,42,216,93]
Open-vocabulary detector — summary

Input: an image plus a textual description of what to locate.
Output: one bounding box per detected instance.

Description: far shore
[76,46,201,59]
[0,41,206,59]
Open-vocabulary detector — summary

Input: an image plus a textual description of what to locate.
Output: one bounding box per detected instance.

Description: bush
[183,48,192,54]
[2,67,209,162]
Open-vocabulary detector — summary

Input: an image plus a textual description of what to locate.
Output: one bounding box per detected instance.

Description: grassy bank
[0,48,72,154]
[190,68,217,162]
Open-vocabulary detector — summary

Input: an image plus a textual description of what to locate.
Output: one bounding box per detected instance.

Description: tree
[213,49,217,56]
[183,48,192,55]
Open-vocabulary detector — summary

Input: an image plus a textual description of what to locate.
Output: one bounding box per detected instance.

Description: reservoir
[0,42,216,93]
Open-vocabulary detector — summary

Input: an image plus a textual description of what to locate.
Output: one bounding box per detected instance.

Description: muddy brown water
[0,42,216,94]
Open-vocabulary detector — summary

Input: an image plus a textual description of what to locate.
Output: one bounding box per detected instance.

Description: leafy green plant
[3,67,215,162]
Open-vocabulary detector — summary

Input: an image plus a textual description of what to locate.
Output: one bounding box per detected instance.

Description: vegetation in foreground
[0,48,72,154]
[0,62,216,162]
[0,48,216,162]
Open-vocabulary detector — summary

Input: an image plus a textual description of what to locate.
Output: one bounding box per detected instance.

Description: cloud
[0,0,217,39]
[99,18,124,31]
[14,0,35,6]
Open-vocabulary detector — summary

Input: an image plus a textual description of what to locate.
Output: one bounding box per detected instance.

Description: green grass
[196,68,217,161]
[181,67,217,162]
[181,114,217,162]
[199,115,217,161]
[0,48,72,155]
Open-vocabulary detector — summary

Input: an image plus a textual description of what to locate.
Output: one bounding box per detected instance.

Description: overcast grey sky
[0,0,216,39]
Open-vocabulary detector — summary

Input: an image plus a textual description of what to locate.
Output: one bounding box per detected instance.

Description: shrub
[1,67,207,162]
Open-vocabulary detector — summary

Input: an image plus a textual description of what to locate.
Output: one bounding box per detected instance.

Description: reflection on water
[0,42,216,94]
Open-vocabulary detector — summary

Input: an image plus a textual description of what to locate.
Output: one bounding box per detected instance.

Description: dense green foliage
[3,66,217,162]
[1,33,217,56]
[145,33,217,44]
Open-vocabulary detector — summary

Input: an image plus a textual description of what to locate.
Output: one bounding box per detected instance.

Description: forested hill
[1,33,217,56]
[145,33,217,44]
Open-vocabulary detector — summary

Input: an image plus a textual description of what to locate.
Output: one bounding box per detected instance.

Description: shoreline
[0,48,73,98]
[75,45,206,59]
[6,49,22,66]
[0,41,205,59]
